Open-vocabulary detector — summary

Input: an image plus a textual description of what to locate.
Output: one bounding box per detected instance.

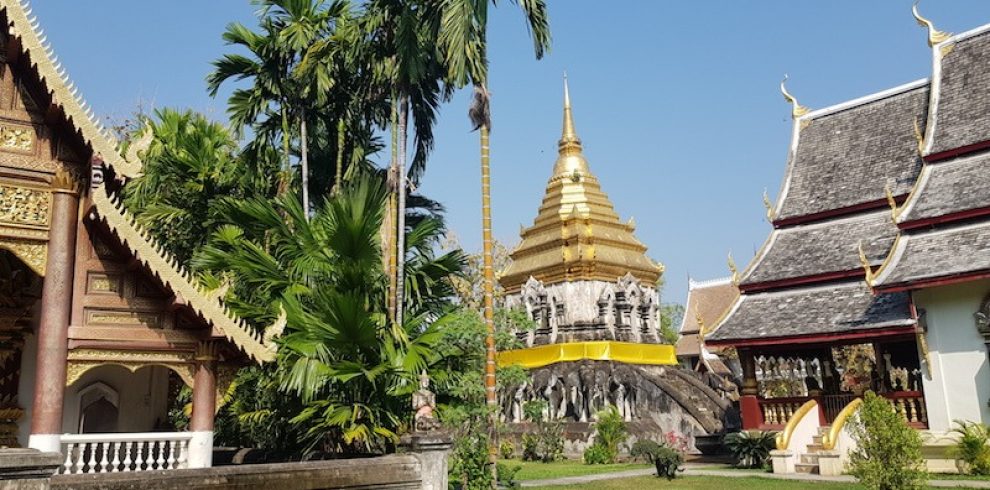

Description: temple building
[497,79,733,454]
[0,0,276,472]
[675,276,738,379]
[704,5,990,475]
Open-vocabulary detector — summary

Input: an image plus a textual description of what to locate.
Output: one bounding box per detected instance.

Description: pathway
[520,463,990,488]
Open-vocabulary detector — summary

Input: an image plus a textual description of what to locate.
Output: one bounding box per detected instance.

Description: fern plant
[724,431,776,469]
[952,420,990,475]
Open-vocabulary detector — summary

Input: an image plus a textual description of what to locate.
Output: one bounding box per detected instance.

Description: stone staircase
[794,425,830,474]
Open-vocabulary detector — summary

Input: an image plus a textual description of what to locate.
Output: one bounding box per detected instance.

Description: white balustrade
[58,432,192,474]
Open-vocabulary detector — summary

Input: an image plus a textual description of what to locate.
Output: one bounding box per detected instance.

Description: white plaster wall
[916,279,990,432]
[61,364,172,434]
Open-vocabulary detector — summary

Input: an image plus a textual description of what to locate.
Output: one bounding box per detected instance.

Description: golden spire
[912,1,951,47]
[780,75,810,119]
[559,73,582,153]
[500,75,663,293]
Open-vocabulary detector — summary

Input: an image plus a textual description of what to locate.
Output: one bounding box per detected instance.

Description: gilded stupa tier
[500,78,663,293]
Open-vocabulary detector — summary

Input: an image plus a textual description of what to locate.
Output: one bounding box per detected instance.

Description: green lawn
[501,459,649,481]
[523,476,863,490]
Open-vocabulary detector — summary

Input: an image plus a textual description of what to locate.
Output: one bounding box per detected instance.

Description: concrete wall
[50,455,422,490]
[915,279,990,432]
[61,364,172,434]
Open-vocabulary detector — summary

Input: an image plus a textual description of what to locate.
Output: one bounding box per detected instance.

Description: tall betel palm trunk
[300,108,310,216]
[395,95,409,329]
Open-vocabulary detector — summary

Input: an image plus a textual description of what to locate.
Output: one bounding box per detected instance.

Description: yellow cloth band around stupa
[497,341,677,369]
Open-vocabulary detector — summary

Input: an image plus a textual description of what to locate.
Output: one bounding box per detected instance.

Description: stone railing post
[399,431,453,490]
[0,448,61,489]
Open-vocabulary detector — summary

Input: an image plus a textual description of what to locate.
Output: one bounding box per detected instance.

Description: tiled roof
[740,210,897,287]
[707,281,914,343]
[928,30,990,156]
[896,152,990,224]
[774,84,928,222]
[873,220,990,289]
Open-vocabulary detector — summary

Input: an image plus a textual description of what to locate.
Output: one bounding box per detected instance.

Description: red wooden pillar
[189,342,217,468]
[28,170,79,452]
[738,348,763,429]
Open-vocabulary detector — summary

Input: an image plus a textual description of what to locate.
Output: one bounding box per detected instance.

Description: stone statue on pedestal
[412,371,440,432]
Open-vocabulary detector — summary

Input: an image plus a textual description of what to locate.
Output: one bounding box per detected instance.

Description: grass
[523,475,863,490]
[501,458,649,481]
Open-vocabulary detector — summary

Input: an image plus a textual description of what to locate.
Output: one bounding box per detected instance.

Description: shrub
[521,433,540,462]
[583,405,628,464]
[523,400,548,423]
[848,391,927,490]
[495,462,522,489]
[449,420,492,490]
[952,420,990,475]
[499,440,515,460]
[583,444,611,465]
[538,421,565,462]
[630,440,684,480]
[724,431,776,469]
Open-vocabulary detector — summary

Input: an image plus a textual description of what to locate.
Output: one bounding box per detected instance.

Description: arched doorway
[0,248,42,447]
[77,382,119,433]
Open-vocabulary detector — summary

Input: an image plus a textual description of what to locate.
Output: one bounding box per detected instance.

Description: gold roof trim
[2,0,143,178]
[90,185,274,363]
[912,1,952,48]
[501,76,662,292]
[781,75,810,119]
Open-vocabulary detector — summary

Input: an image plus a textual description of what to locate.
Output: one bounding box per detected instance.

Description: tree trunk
[280,106,292,197]
[385,102,399,323]
[395,95,409,330]
[333,118,346,196]
[480,116,498,487]
[300,108,310,218]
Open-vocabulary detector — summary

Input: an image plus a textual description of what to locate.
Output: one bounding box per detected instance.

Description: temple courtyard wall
[915,278,990,432]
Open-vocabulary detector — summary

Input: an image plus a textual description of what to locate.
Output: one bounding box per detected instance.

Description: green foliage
[724,431,776,469]
[952,420,990,475]
[848,391,927,490]
[518,400,563,463]
[582,444,611,465]
[630,440,684,480]
[495,462,522,489]
[194,174,464,453]
[583,406,628,465]
[449,410,492,490]
[521,433,541,462]
[124,108,275,266]
[499,440,516,460]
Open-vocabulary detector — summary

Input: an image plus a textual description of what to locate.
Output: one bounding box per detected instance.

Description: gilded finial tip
[912,1,951,47]
[780,74,810,119]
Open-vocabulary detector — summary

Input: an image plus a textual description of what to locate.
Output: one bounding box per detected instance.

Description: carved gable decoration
[975,292,990,343]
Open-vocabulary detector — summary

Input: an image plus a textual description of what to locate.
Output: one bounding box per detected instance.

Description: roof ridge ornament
[912,1,951,47]
[727,252,739,285]
[762,189,776,222]
[912,116,926,156]
[780,75,810,119]
[884,184,901,222]
[858,241,876,284]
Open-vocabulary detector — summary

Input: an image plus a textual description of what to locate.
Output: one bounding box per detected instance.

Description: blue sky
[30,1,990,303]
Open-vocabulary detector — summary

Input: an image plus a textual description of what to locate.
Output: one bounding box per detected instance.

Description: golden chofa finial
[913,1,951,47]
[727,252,739,285]
[780,75,810,119]
[858,241,875,284]
[884,183,901,222]
[913,116,926,156]
[763,189,776,222]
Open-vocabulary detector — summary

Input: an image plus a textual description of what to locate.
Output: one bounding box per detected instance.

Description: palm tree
[438,0,551,481]
[123,108,274,265]
[192,173,465,452]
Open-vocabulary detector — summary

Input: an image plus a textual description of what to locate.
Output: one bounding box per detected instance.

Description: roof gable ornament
[858,241,876,284]
[912,1,952,48]
[884,184,902,222]
[727,252,739,285]
[912,117,926,156]
[762,189,776,222]
[780,75,810,119]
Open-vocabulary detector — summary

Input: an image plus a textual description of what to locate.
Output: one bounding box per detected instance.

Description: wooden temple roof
[499,78,663,293]
[872,20,990,292]
[1,0,274,362]
[675,277,737,358]
[709,76,927,345]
